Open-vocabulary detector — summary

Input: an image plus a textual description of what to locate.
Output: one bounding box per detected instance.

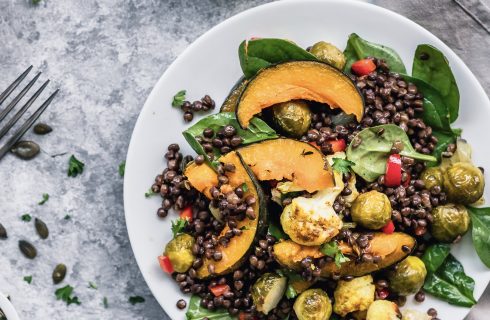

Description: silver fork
[0,66,59,160]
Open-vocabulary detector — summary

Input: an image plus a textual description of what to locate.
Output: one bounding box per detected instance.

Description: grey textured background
[0,0,489,319]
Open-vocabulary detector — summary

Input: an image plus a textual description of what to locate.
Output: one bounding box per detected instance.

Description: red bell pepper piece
[208,284,231,297]
[384,154,402,187]
[180,206,193,222]
[381,220,395,234]
[351,59,377,76]
[158,255,174,274]
[328,139,346,153]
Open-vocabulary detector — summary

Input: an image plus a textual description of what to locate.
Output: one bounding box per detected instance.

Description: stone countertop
[0,0,489,319]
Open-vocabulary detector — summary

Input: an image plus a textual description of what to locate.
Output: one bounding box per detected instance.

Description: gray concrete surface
[0,0,488,319]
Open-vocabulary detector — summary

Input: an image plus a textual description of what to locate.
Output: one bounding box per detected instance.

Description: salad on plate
[146,34,490,320]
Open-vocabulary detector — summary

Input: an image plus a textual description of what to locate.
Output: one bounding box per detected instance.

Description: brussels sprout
[431,204,470,242]
[333,275,375,317]
[420,167,444,191]
[271,100,312,137]
[351,190,392,230]
[366,300,402,320]
[164,234,195,273]
[388,256,427,296]
[293,289,332,320]
[310,41,346,70]
[443,162,484,204]
[251,273,287,315]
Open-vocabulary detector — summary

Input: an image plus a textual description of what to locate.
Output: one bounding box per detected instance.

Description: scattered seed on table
[33,123,53,135]
[35,218,49,239]
[52,263,67,284]
[11,141,40,160]
[19,240,37,259]
[0,223,7,239]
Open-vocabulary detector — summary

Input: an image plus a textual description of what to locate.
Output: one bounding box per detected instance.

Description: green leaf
[320,241,350,268]
[182,112,277,168]
[171,218,188,237]
[241,183,249,193]
[423,254,476,307]
[68,155,85,177]
[421,243,451,273]
[21,214,32,222]
[186,295,236,320]
[64,214,71,220]
[346,124,436,182]
[239,38,318,78]
[144,188,157,198]
[119,161,126,177]
[467,206,490,267]
[55,285,81,306]
[88,282,97,289]
[343,33,406,74]
[172,90,186,107]
[38,193,49,205]
[332,158,355,175]
[128,296,145,305]
[412,44,459,123]
[268,221,288,240]
[23,275,32,284]
[285,284,297,299]
[103,297,109,308]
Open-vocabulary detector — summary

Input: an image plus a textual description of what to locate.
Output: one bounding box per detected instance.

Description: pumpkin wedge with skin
[185,152,267,279]
[220,139,334,193]
[220,77,249,113]
[273,232,415,277]
[236,61,364,128]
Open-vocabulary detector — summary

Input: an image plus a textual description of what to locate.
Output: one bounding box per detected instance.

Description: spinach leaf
[467,206,490,268]
[268,221,288,240]
[186,295,236,320]
[413,44,459,123]
[343,33,406,74]
[182,112,278,167]
[423,254,476,307]
[239,38,318,78]
[421,243,451,273]
[429,130,458,165]
[346,124,436,182]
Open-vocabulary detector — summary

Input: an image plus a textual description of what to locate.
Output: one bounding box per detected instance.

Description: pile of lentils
[195,124,244,163]
[178,94,216,122]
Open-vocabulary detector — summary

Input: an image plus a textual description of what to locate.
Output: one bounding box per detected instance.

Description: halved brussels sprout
[443,162,484,204]
[388,256,427,296]
[420,167,444,191]
[293,288,332,320]
[309,41,346,70]
[164,234,195,273]
[271,100,312,137]
[431,204,470,242]
[366,300,402,320]
[251,273,287,315]
[351,190,392,230]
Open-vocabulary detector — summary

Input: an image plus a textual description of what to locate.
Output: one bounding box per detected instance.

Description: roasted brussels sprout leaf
[423,254,476,307]
[182,112,277,168]
[346,124,436,182]
[238,38,318,78]
[186,295,235,320]
[467,206,490,268]
[343,33,406,74]
[421,243,451,273]
[412,44,459,123]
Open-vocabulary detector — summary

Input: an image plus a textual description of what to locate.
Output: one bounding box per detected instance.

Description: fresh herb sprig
[320,241,350,268]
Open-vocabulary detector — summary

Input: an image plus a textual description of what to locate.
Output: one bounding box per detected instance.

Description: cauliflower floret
[402,309,431,320]
[333,275,375,317]
[366,300,401,320]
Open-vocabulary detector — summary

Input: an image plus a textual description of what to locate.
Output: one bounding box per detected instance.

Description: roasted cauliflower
[333,275,375,317]
[366,300,402,320]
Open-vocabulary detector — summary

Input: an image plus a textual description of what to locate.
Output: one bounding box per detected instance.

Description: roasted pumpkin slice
[273,232,415,277]
[236,61,364,128]
[220,139,334,193]
[188,152,267,278]
[220,77,249,113]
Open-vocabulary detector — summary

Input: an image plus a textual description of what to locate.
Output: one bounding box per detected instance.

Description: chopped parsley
[23,275,32,284]
[55,285,81,306]
[171,218,188,237]
[38,193,49,205]
[332,158,355,175]
[144,188,157,198]
[103,297,109,308]
[320,241,350,268]
[21,214,32,222]
[119,161,126,177]
[172,90,186,107]
[241,183,249,193]
[129,296,145,305]
[68,155,85,177]
[88,282,97,289]
[64,214,71,220]
[285,284,297,299]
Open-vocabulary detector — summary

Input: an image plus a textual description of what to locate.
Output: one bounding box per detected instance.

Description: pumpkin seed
[11,141,40,160]
[34,218,49,239]
[52,263,67,284]
[0,223,7,239]
[33,123,53,135]
[19,240,37,259]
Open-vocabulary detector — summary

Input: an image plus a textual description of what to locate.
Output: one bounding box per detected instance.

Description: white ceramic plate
[124,0,490,318]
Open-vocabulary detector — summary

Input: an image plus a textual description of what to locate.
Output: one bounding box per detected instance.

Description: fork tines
[0,66,58,161]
